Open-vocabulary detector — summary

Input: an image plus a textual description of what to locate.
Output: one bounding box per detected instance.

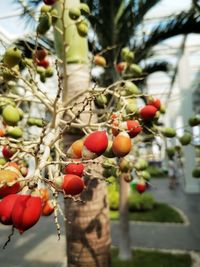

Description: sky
[0,0,192,39]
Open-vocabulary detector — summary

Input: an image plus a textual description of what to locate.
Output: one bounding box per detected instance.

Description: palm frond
[134,10,200,62]
[143,61,171,75]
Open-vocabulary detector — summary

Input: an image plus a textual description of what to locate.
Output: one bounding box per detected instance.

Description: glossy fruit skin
[0,170,20,198]
[67,139,84,159]
[34,49,47,61]
[94,55,106,67]
[82,131,108,159]
[0,194,19,225]
[3,47,22,68]
[2,105,20,126]
[42,200,54,216]
[126,120,142,138]
[37,13,52,35]
[37,59,49,69]
[140,105,158,121]
[12,195,42,234]
[136,182,146,193]
[147,97,161,110]
[64,162,84,176]
[76,21,88,37]
[112,132,132,157]
[116,62,126,73]
[68,7,81,20]
[2,145,16,159]
[62,174,84,196]
[43,0,57,5]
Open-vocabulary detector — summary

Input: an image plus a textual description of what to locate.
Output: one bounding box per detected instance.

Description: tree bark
[118,174,131,260]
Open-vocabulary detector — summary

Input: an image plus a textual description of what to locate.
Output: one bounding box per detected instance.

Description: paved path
[112,178,200,251]
[0,178,200,267]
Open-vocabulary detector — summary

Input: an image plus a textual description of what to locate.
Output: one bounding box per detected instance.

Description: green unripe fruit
[179,132,192,146]
[27,117,44,127]
[192,168,200,178]
[37,13,52,35]
[95,95,108,107]
[45,67,54,78]
[119,158,132,172]
[160,104,166,114]
[188,116,200,127]
[140,170,151,180]
[125,99,138,114]
[80,3,90,15]
[129,64,142,76]
[6,126,23,139]
[76,20,88,37]
[121,47,130,61]
[103,141,115,158]
[40,73,46,83]
[51,9,58,24]
[135,159,148,171]
[69,7,81,20]
[36,66,45,75]
[161,127,176,138]
[2,105,20,126]
[0,157,7,165]
[23,58,33,67]
[166,147,175,157]
[126,51,134,63]
[3,47,22,68]
[40,5,52,13]
[124,81,140,96]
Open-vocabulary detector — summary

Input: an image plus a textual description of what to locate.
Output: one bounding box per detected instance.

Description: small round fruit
[43,0,57,5]
[121,47,130,60]
[112,132,132,157]
[62,174,84,196]
[188,116,200,127]
[42,200,54,216]
[40,4,52,13]
[37,59,50,69]
[64,162,84,176]
[2,145,17,159]
[161,127,176,138]
[192,168,200,178]
[6,126,23,139]
[76,20,88,37]
[67,139,84,159]
[179,132,192,146]
[0,194,19,225]
[2,105,20,126]
[116,62,126,73]
[129,63,142,76]
[69,7,81,20]
[93,55,106,67]
[147,97,161,110]
[140,105,158,121]
[37,13,52,35]
[135,159,148,171]
[82,131,108,159]
[121,120,142,138]
[136,182,147,193]
[124,81,140,96]
[0,170,20,198]
[95,95,108,107]
[3,47,22,68]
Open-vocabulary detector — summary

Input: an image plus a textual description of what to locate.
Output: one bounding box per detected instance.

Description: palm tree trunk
[53,1,111,266]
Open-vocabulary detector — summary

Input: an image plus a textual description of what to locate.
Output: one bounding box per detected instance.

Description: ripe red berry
[136,182,147,193]
[147,97,161,110]
[2,145,16,159]
[34,49,47,61]
[42,200,54,216]
[121,120,142,138]
[36,59,49,69]
[140,105,158,121]
[12,195,42,234]
[82,131,108,159]
[0,194,19,225]
[64,162,84,176]
[112,132,132,157]
[62,174,84,196]
[116,62,126,73]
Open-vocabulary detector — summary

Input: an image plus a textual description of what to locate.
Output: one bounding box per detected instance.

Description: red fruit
[82,131,108,159]
[34,49,47,61]
[112,132,132,157]
[112,120,120,136]
[116,62,126,73]
[64,162,84,176]
[121,120,142,138]
[62,174,84,196]
[0,170,21,198]
[37,59,49,69]
[2,145,16,159]
[147,97,161,110]
[12,195,42,234]
[0,129,5,137]
[0,194,19,225]
[43,0,57,5]
[136,182,147,193]
[140,105,158,121]
[67,139,84,159]
[42,200,54,216]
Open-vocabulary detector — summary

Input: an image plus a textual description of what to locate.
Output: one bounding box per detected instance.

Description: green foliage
[147,165,166,178]
[111,248,192,267]
[129,191,156,211]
